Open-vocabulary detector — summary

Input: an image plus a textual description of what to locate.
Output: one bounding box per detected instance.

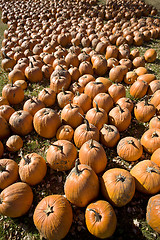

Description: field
[0,0,160,239]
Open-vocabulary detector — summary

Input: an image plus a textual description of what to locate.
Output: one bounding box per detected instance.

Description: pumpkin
[146,194,160,233]
[144,49,157,63]
[0,116,10,140]
[151,148,160,167]
[108,83,126,103]
[92,55,108,76]
[78,74,95,88]
[56,125,74,141]
[109,65,126,83]
[0,141,4,158]
[148,80,160,95]
[116,97,134,112]
[79,61,93,76]
[33,195,73,240]
[2,81,24,105]
[93,92,113,114]
[8,68,25,84]
[137,73,156,84]
[108,104,131,132]
[101,168,135,207]
[19,152,47,185]
[23,97,45,116]
[0,97,9,106]
[149,116,160,129]
[74,118,99,148]
[0,105,15,122]
[50,69,71,94]
[79,139,107,174]
[6,135,23,152]
[73,92,92,113]
[117,136,143,161]
[25,61,43,83]
[124,71,138,85]
[84,81,106,100]
[0,182,33,217]
[95,77,112,92]
[100,124,120,148]
[134,66,148,76]
[130,160,160,194]
[61,101,84,129]
[150,90,160,107]
[85,200,117,239]
[134,96,156,123]
[141,128,160,154]
[46,140,77,171]
[64,159,99,207]
[130,80,148,99]
[9,110,33,136]
[38,88,56,107]
[14,79,27,90]
[57,88,74,109]
[0,159,19,189]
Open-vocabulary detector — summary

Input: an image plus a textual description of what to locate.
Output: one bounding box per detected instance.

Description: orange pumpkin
[85,200,117,239]
[64,159,99,207]
[33,195,73,240]
[0,182,33,218]
[130,160,160,194]
[101,168,135,207]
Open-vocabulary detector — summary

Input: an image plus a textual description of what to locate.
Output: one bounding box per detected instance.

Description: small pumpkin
[56,125,74,141]
[0,105,15,122]
[144,49,157,63]
[6,135,23,152]
[46,140,77,171]
[117,136,143,161]
[19,152,47,186]
[38,88,56,107]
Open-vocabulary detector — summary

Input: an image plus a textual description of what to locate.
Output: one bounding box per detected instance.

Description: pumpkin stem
[69,99,73,109]
[0,165,7,172]
[2,51,11,59]
[75,91,80,96]
[127,139,139,149]
[20,149,31,165]
[144,95,149,106]
[51,144,63,152]
[104,124,114,132]
[75,158,81,175]
[30,61,34,68]
[116,174,126,182]
[62,87,66,95]
[146,166,160,174]
[87,208,102,222]
[152,131,159,138]
[44,204,54,216]
[84,118,91,131]
[117,104,124,113]
[89,139,94,148]
[44,89,49,94]
[94,100,100,112]
[11,79,14,87]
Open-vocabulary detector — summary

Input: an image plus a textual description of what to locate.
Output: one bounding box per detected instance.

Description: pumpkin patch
[0,0,160,238]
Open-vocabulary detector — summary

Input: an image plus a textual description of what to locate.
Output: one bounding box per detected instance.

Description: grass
[0,1,160,240]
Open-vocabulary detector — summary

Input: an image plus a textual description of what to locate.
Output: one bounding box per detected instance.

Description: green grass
[0,1,160,240]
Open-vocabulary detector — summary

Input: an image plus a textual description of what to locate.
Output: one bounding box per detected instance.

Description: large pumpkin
[0,182,33,217]
[33,108,61,138]
[130,160,160,194]
[79,139,107,174]
[101,168,135,207]
[33,195,73,240]
[146,194,160,233]
[85,200,117,239]
[64,159,99,207]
